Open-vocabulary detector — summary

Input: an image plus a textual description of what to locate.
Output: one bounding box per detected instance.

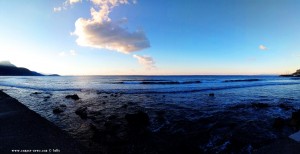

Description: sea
[1,75,300,153]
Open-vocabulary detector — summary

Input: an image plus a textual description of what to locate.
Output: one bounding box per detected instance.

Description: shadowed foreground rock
[125,111,150,128]
[0,90,88,153]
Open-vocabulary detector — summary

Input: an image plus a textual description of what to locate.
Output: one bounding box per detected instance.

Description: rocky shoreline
[0,90,87,153]
[46,92,300,153]
[280,69,300,77]
[2,87,300,153]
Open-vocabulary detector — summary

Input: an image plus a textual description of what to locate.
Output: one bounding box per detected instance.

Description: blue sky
[0,0,299,75]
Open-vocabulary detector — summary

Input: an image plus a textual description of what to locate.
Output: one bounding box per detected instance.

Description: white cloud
[53,7,62,12]
[133,54,155,70]
[59,50,77,57]
[53,0,81,12]
[91,0,129,6]
[68,0,82,5]
[72,0,150,54]
[259,45,268,51]
[55,0,154,70]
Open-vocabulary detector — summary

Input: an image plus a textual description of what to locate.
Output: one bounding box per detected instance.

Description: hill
[0,61,43,76]
[280,69,300,77]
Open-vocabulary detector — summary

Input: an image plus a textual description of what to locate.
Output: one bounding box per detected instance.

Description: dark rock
[75,107,88,119]
[121,104,128,108]
[44,96,51,100]
[230,122,273,151]
[89,123,98,131]
[32,92,42,95]
[125,111,150,128]
[290,110,300,128]
[278,103,293,110]
[229,104,248,109]
[103,96,108,98]
[273,117,285,129]
[89,110,101,116]
[155,110,166,122]
[110,93,118,97]
[251,103,269,108]
[108,115,117,120]
[65,94,80,100]
[53,107,64,114]
[292,110,300,120]
[155,110,166,116]
[104,121,121,133]
[209,93,215,97]
[60,104,67,108]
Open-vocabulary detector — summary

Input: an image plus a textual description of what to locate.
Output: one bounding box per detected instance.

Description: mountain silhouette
[0,61,43,76]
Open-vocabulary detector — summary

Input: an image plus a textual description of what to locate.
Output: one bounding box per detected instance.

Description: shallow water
[1,75,300,153]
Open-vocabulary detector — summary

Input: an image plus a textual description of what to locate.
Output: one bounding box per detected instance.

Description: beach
[1,75,300,153]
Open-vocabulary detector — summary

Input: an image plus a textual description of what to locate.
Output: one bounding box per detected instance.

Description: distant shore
[0,90,87,153]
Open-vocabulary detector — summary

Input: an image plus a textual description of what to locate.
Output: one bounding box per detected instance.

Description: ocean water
[1,75,300,152]
[0,75,299,93]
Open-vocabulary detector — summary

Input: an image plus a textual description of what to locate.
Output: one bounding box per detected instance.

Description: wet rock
[53,107,64,114]
[108,115,117,120]
[229,104,248,109]
[209,93,215,97]
[89,123,98,131]
[273,117,285,129]
[230,122,273,151]
[104,121,121,133]
[88,116,96,120]
[121,104,128,108]
[125,111,150,128]
[89,110,102,116]
[75,107,88,119]
[156,110,166,116]
[292,110,300,121]
[32,92,42,95]
[60,104,67,108]
[65,94,80,100]
[110,93,118,97]
[43,96,51,101]
[103,96,108,98]
[251,103,269,109]
[278,103,293,110]
[290,110,300,128]
[155,110,166,122]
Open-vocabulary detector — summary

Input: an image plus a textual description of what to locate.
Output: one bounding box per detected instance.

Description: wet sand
[0,90,88,153]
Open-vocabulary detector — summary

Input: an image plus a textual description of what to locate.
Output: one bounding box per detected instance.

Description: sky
[0,0,300,75]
